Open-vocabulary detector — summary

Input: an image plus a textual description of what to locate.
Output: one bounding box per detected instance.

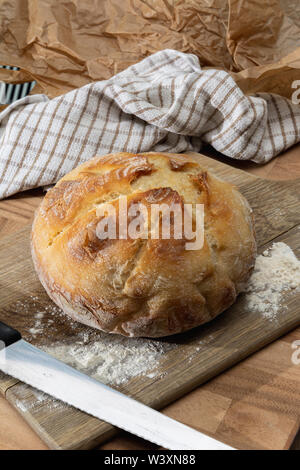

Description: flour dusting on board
[15,300,172,386]
[15,388,65,413]
[244,242,300,319]
[42,332,173,386]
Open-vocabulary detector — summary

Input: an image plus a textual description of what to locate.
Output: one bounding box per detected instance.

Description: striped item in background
[0,66,35,104]
[1,49,300,199]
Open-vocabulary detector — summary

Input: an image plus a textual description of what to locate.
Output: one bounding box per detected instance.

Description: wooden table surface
[0,144,299,450]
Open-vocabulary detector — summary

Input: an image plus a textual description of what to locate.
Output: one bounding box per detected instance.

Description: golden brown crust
[31,152,256,337]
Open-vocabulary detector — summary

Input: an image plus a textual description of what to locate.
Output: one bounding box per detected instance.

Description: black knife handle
[0,321,22,348]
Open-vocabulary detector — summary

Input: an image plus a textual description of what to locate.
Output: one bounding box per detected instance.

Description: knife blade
[0,320,233,450]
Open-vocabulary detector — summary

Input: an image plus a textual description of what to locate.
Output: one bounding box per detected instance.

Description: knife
[0,320,233,450]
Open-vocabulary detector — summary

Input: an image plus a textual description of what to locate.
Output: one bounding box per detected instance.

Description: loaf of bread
[31,152,256,337]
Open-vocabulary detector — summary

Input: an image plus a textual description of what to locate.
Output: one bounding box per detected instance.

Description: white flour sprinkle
[42,331,172,386]
[244,242,300,319]
[17,296,173,386]
[15,387,66,412]
[32,389,65,410]
[28,327,42,335]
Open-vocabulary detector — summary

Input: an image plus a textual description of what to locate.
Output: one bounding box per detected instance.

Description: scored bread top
[31,152,256,337]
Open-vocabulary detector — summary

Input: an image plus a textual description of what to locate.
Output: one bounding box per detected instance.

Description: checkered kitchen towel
[1,49,300,199]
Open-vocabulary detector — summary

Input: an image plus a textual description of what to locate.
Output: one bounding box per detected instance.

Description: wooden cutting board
[0,153,299,450]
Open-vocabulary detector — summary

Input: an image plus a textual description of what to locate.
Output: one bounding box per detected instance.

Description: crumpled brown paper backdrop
[0,0,300,99]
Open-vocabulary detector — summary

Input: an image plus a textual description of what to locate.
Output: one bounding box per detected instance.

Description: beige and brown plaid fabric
[1,49,300,199]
